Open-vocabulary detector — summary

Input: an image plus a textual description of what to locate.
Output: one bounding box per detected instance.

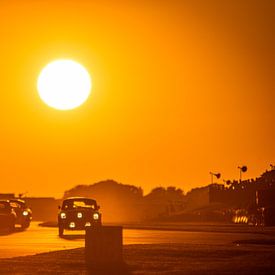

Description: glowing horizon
[0,0,273,197]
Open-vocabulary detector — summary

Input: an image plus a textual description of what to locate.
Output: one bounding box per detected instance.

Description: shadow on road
[0,227,26,236]
[60,234,85,240]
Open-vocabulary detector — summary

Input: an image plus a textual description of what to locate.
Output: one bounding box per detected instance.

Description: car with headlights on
[0,200,17,232]
[9,199,32,229]
[58,197,102,236]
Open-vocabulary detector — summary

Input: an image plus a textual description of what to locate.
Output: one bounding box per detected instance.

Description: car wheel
[8,222,15,233]
[21,222,30,230]
[58,225,64,237]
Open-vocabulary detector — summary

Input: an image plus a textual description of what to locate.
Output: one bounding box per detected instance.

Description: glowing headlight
[77,212,83,218]
[23,210,29,216]
[93,213,99,220]
[69,222,75,228]
[60,212,66,219]
[85,222,91,227]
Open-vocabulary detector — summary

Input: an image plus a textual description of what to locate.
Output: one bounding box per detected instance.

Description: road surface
[0,222,274,258]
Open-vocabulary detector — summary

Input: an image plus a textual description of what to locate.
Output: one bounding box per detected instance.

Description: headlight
[23,210,29,216]
[60,212,66,219]
[93,213,99,220]
[77,212,82,218]
[69,222,75,228]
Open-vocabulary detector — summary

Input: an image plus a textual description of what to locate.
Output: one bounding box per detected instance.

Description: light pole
[238,165,247,182]
[210,172,221,184]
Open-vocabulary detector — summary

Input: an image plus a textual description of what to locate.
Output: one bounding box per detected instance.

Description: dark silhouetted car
[9,199,32,229]
[58,197,102,236]
[0,200,17,232]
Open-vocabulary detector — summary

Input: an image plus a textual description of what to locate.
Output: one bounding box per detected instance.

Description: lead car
[58,197,102,237]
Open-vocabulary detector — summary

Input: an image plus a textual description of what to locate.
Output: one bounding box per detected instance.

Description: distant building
[209,169,275,208]
[0,193,15,199]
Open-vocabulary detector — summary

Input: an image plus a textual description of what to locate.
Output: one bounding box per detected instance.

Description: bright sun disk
[37,59,92,110]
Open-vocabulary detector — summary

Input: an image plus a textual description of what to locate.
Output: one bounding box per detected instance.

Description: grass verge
[1,242,275,274]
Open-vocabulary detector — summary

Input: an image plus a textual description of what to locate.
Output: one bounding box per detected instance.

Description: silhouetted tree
[143,186,185,218]
[63,180,144,222]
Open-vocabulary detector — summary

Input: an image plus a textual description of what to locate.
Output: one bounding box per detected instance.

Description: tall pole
[238,166,247,182]
[210,172,221,184]
[239,168,242,182]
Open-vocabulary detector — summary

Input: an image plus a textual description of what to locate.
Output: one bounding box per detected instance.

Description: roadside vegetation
[1,242,275,274]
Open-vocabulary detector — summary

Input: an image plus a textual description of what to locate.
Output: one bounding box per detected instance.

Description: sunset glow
[0,1,274,273]
[0,0,273,197]
[37,60,91,110]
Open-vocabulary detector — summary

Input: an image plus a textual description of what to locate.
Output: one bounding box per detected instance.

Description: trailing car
[58,197,102,236]
[0,200,17,232]
[9,199,32,229]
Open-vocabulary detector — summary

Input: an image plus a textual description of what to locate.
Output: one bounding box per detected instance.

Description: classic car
[9,199,32,229]
[0,200,17,232]
[58,197,102,236]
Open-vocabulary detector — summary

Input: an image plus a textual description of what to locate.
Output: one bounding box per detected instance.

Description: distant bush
[63,180,144,222]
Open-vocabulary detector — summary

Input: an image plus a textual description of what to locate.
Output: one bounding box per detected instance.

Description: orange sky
[0,0,274,197]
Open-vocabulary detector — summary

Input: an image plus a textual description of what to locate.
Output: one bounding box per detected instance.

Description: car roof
[63,197,97,202]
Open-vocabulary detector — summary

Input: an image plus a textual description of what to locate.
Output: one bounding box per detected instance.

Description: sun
[37,59,92,110]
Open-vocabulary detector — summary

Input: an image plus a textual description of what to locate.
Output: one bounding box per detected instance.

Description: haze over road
[1,222,275,259]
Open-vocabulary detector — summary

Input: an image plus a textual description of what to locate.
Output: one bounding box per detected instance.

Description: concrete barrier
[85,226,125,272]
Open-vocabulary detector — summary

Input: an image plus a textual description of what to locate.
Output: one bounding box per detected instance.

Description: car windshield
[9,202,22,209]
[62,199,97,210]
[10,200,25,208]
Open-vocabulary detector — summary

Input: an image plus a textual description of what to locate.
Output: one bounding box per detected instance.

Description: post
[238,166,247,183]
[85,226,125,272]
[239,168,242,182]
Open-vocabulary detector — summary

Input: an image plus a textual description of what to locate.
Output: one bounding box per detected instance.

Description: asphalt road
[0,222,275,259]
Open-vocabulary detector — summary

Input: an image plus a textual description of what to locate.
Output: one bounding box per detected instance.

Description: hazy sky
[0,0,274,197]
